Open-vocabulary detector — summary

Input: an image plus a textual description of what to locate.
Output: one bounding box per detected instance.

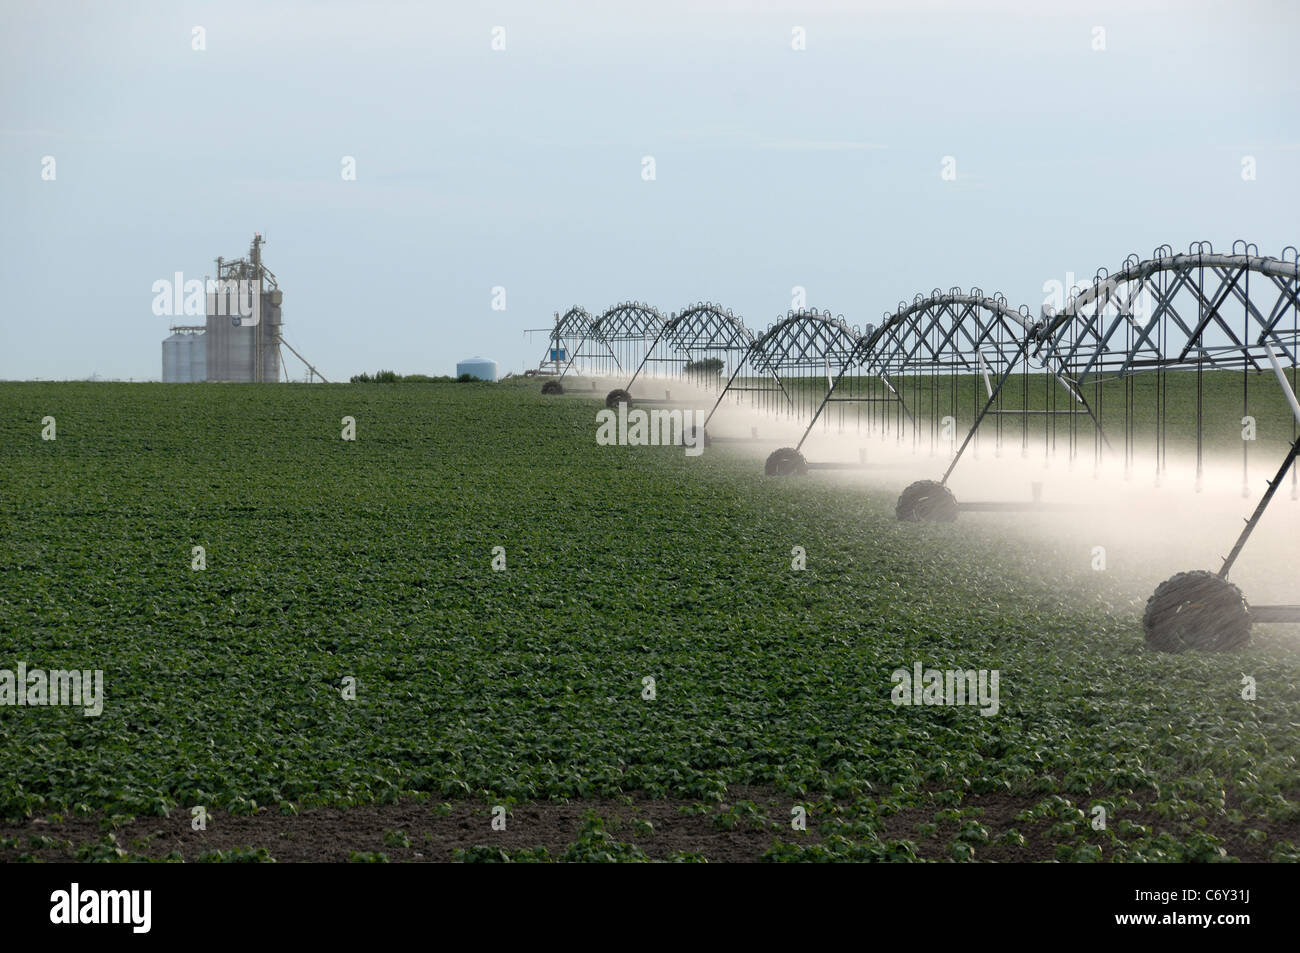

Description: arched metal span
[945,242,1300,621]
[590,301,666,340]
[999,242,1300,486]
[621,302,756,395]
[1033,243,1300,376]
[790,291,1096,458]
[536,242,1300,637]
[865,291,1032,375]
[751,310,861,373]
[544,306,619,378]
[544,302,668,379]
[584,302,668,380]
[704,310,865,426]
[540,242,1300,497]
[666,302,755,355]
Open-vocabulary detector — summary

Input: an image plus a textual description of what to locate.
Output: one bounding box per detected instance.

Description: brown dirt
[2,786,1295,862]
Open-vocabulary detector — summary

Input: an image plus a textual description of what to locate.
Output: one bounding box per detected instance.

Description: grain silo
[205,233,283,382]
[161,332,183,382]
[456,357,498,381]
[161,327,208,382]
[187,330,206,382]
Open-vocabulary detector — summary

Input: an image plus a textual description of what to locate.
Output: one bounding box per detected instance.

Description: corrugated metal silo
[206,287,282,382]
[260,290,282,382]
[189,332,207,382]
[162,332,186,383]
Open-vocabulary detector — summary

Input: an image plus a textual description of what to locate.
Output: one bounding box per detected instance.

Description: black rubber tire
[541,380,563,395]
[895,480,960,522]
[1142,570,1252,653]
[605,388,632,409]
[765,447,807,477]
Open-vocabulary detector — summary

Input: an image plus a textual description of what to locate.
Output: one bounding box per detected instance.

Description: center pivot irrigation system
[535,242,1300,652]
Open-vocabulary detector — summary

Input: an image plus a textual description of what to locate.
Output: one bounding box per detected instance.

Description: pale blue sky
[2,0,1298,380]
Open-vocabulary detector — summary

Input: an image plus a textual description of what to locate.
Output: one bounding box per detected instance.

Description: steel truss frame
[621,302,756,396]
[704,310,864,428]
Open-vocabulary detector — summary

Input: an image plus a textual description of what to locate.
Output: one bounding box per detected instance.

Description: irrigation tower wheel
[765,447,807,476]
[605,388,632,408]
[896,480,960,522]
[541,380,564,395]
[1142,570,1252,653]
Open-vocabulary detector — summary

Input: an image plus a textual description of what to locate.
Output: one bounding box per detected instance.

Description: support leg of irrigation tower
[1218,437,1300,579]
[794,361,855,452]
[768,369,794,414]
[943,340,1113,484]
[880,372,916,428]
[702,356,793,430]
[1072,386,1113,453]
[1029,343,1113,453]
[940,342,1029,485]
[702,360,748,429]
[793,367,912,454]
[558,332,622,380]
[556,334,588,379]
[1218,329,1300,575]
[623,323,671,393]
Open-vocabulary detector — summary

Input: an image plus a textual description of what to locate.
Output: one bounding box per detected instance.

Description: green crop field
[1,380,1298,862]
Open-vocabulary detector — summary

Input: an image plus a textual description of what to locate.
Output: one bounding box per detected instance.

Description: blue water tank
[456,357,498,381]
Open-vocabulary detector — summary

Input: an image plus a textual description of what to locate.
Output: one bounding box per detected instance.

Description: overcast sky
[2,0,1298,381]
